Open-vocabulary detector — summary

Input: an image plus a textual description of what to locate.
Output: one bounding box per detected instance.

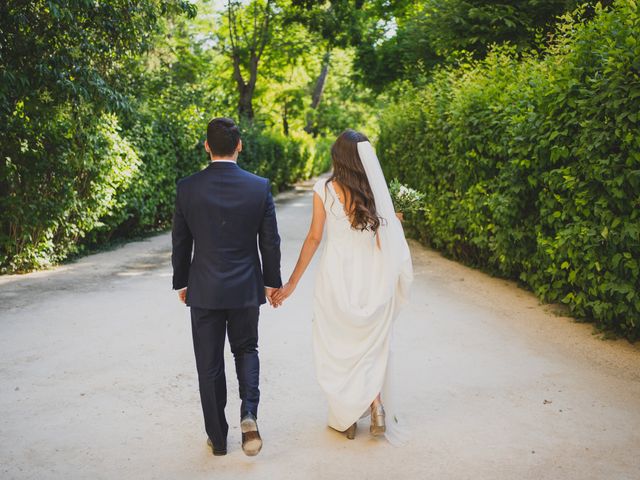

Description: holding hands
[265,287,277,306]
[177,285,296,307]
[271,281,296,308]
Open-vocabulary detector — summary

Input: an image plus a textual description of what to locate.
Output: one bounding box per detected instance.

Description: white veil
[357,141,413,309]
[357,141,413,446]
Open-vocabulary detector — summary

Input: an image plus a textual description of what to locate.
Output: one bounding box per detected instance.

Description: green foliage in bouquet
[377,0,640,340]
[389,179,426,218]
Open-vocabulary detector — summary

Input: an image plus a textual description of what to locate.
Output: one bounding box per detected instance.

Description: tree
[287,0,377,133]
[220,0,275,120]
[352,0,598,90]
[0,0,195,271]
[0,0,196,119]
[421,0,581,56]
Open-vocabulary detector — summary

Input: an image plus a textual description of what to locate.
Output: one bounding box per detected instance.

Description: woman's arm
[271,192,326,306]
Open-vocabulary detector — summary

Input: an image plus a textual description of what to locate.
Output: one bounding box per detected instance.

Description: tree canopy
[1,0,613,273]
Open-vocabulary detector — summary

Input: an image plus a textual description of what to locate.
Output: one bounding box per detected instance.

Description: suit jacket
[171,161,282,309]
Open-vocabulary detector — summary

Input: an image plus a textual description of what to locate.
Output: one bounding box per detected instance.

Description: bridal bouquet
[389,179,425,218]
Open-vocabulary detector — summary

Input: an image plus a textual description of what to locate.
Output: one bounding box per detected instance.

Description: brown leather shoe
[207,438,227,456]
[241,414,262,456]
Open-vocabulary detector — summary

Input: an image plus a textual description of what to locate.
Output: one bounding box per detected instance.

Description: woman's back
[313,177,391,319]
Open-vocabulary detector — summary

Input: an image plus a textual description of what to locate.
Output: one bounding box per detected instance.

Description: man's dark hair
[207,117,241,157]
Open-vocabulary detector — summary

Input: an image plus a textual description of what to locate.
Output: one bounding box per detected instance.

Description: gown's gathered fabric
[311,141,413,445]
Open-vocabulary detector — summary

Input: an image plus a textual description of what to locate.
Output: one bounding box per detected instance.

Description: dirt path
[1,179,639,480]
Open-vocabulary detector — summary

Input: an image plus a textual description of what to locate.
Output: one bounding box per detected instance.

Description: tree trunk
[282,100,289,136]
[238,89,254,120]
[226,0,272,122]
[304,50,331,135]
[232,54,258,121]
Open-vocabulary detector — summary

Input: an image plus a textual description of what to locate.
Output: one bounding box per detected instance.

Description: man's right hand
[177,288,187,304]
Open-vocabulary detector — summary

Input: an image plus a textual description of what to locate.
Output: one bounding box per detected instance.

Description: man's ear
[237,139,243,153]
[204,140,210,154]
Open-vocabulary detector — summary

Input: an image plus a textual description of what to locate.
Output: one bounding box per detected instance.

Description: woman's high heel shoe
[370,404,386,436]
[345,422,357,440]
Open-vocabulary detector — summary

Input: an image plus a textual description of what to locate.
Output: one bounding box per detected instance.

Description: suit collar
[208,161,240,170]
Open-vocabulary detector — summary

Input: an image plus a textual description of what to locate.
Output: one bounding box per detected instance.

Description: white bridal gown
[311,153,413,445]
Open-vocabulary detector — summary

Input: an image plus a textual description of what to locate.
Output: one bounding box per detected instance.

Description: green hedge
[378,0,640,340]
[239,125,332,193]
[0,107,328,273]
[0,0,332,274]
[0,106,141,272]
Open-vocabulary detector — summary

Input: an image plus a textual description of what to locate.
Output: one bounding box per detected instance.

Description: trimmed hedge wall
[0,109,329,274]
[378,0,640,340]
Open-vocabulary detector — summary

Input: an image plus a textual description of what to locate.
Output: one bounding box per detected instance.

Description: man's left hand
[265,287,277,307]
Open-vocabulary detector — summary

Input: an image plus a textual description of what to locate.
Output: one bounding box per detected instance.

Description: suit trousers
[190,306,260,449]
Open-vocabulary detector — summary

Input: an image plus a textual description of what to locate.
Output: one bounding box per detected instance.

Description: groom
[171,117,282,457]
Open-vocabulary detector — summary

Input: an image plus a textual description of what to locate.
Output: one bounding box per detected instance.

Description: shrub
[0,110,140,272]
[378,0,640,340]
[0,0,332,274]
[0,107,328,273]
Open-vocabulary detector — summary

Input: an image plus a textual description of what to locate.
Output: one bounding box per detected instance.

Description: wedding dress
[311,141,413,445]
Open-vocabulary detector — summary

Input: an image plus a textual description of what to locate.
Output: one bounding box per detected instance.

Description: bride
[272,129,413,443]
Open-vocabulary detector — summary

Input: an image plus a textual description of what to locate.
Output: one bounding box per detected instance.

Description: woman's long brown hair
[326,129,382,233]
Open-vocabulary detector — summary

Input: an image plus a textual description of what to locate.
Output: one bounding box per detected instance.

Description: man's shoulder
[177,167,208,188]
[237,167,270,188]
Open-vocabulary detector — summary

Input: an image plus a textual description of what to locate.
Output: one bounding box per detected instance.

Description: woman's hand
[272,281,296,307]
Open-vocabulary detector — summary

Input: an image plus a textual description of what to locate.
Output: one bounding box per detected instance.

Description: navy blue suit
[171,160,282,450]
